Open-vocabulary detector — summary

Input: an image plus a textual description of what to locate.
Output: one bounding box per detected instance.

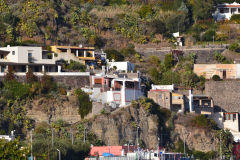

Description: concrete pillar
[26,65,28,73]
[211,99,214,107]
[58,65,61,73]
[76,50,79,57]
[84,51,86,57]
[42,65,45,73]
[92,51,95,58]
[199,100,202,106]
[189,90,193,112]
[121,80,126,106]
[6,65,8,72]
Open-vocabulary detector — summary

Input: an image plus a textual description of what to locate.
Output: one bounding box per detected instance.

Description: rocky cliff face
[26,95,81,124]
[172,114,218,152]
[86,104,159,149]
[26,96,219,152]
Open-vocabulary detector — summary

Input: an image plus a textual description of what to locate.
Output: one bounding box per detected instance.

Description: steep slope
[86,102,160,149]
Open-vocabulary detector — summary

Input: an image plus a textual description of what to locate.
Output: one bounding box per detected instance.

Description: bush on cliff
[190,115,217,129]
[40,73,57,94]
[2,80,30,100]
[75,89,92,119]
[26,68,38,84]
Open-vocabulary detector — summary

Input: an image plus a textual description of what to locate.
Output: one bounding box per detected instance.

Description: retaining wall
[205,80,240,112]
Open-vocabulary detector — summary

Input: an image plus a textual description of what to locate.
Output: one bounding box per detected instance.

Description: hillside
[1,0,239,49]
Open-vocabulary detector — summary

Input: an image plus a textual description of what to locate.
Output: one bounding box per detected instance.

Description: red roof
[90,146,136,156]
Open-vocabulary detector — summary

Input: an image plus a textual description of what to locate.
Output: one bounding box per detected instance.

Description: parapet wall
[205,80,240,112]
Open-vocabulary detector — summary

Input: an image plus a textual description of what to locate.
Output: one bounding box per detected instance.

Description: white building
[212,112,240,142]
[82,72,144,107]
[107,61,135,73]
[0,45,57,73]
[213,2,240,21]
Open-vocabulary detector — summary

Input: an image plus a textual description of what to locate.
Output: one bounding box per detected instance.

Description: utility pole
[136,127,139,148]
[30,130,33,159]
[71,128,74,145]
[84,127,87,143]
[220,131,222,160]
[184,135,186,155]
[157,137,160,160]
[52,128,54,148]
[213,35,215,45]
[136,127,139,160]
[56,149,61,160]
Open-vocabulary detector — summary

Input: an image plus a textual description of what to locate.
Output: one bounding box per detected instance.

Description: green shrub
[193,150,216,160]
[212,75,221,81]
[75,89,92,119]
[4,66,15,82]
[149,68,161,84]
[164,54,173,70]
[191,115,217,129]
[202,30,216,41]
[3,80,30,100]
[230,14,240,24]
[58,87,67,95]
[137,5,153,18]
[26,68,38,84]
[120,47,136,57]
[183,72,200,88]
[214,52,225,63]
[40,74,57,94]
[229,43,240,53]
[105,49,124,61]
[65,60,86,71]
[159,71,181,85]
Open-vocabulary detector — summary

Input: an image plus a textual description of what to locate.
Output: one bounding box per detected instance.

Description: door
[223,70,226,79]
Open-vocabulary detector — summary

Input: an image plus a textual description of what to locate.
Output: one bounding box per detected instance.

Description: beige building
[148,85,214,114]
[194,64,240,79]
[51,45,95,65]
[148,90,185,112]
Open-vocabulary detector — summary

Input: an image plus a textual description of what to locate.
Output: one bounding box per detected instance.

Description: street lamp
[136,127,140,160]
[56,149,61,160]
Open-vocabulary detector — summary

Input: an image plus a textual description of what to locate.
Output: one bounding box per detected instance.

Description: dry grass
[91,5,140,18]
[91,4,176,21]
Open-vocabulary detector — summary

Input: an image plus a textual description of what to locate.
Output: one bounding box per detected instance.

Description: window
[28,52,33,63]
[233,114,236,120]
[12,51,15,55]
[159,94,162,99]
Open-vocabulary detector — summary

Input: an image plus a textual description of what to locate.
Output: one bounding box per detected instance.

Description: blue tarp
[102,152,114,157]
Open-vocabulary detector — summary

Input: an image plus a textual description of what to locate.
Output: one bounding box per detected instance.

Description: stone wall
[136,47,225,64]
[0,75,90,89]
[205,80,240,112]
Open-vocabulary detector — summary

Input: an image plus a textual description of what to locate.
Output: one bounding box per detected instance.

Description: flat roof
[52,45,94,50]
[0,62,56,66]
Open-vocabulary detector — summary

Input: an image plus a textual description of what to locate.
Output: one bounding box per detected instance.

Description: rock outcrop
[173,114,218,152]
[86,105,159,149]
[26,95,81,124]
